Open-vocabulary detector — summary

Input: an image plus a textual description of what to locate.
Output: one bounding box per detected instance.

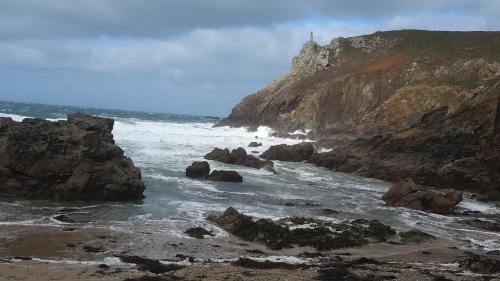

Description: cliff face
[220,30,500,137]
[220,30,500,199]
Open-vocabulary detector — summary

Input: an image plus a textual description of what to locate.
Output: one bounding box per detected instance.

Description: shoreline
[0,215,498,280]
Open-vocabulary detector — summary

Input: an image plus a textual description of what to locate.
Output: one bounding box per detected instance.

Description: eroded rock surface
[0,113,144,201]
[260,142,316,162]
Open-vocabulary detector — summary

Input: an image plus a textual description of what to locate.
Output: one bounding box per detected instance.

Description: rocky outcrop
[219,30,500,200]
[208,207,395,251]
[186,161,210,179]
[382,179,462,213]
[207,170,243,182]
[204,147,274,172]
[0,113,144,201]
[260,142,316,162]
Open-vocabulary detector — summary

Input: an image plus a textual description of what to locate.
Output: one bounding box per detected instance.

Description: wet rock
[248,142,262,147]
[320,208,339,215]
[207,170,243,182]
[53,215,76,223]
[399,230,435,244]
[462,219,500,232]
[231,257,307,270]
[260,142,316,162]
[458,252,500,274]
[0,113,145,201]
[208,207,395,251]
[83,245,104,253]
[118,255,185,274]
[382,179,462,213]
[185,161,210,179]
[204,147,274,172]
[184,227,214,239]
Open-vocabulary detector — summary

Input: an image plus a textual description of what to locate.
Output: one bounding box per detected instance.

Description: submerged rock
[207,170,243,182]
[382,179,462,213]
[0,113,144,201]
[205,147,274,172]
[260,143,316,162]
[185,161,210,179]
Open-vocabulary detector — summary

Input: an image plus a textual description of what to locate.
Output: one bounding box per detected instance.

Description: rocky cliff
[220,30,500,136]
[220,30,500,200]
[0,113,145,201]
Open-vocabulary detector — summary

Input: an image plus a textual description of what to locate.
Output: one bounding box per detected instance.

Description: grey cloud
[1,0,499,39]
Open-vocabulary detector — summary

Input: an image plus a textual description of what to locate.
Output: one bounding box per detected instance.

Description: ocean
[0,100,499,251]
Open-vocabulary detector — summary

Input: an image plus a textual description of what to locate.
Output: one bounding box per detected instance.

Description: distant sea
[0,100,499,251]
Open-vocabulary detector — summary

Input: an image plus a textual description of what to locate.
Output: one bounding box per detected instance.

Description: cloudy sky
[1,0,499,116]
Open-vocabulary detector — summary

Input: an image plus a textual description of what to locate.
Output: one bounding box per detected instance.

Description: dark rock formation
[248,142,262,147]
[185,161,210,179]
[208,207,395,251]
[207,170,243,182]
[205,147,274,172]
[0,113,144,201]
[184,227,214,239]
[219,30,500,200]
[260,142,316,162]
[382,179,462,213]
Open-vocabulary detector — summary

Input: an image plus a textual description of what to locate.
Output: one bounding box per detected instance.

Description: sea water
[0,101,499,251]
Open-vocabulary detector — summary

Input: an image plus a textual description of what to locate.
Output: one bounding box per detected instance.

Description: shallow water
[0,101,499,251]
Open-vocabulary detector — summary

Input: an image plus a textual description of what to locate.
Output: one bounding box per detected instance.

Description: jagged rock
[0,113,144,201]
[184,227,214,239]
[208,207,395,251]
[260,143,316,162]
[382,179,462,213]
[185,161,210,179]
[248,142,262,147]
[205,147,274,172]
[207,170,242,182]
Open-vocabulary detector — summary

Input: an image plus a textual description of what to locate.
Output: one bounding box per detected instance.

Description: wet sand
[0,224,496,281]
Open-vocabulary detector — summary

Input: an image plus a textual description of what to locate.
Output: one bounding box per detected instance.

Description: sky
[1,1,499,116]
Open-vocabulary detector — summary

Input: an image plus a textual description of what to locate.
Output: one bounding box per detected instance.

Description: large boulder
[185,161,210,179]
[0,113,145,201]
[382,179,462,213]
[260,143,316,162]
[205,147,274,172]
[207,170,243,182]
